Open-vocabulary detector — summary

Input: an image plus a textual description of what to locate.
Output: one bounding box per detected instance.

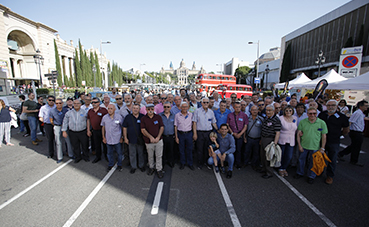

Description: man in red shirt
[141,103,165,178]
[87,97,108,163]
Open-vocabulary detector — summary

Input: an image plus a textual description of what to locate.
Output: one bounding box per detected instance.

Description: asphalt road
[0,129,368,227]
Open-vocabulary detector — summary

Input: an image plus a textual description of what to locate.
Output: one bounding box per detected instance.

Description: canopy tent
[275,73,311,89]
[327,71,369,90]
[298,69,347,89]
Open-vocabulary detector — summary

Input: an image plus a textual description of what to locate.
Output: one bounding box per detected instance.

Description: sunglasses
[161,97,167,99]
[203,102,209,104]
[164,106,171,108]
[56,102,62,104]
[48,99,55,102]
[231,97,236,99]
[92,101,99,104]
[258,104,265,106]
[308,112,317,115]
[116,98,122,100]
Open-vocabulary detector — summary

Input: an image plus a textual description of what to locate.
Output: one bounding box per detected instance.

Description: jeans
[178,132,193,166]
[244,137,260,167]
[107,143,124,167]
[207,153,235,171]
[297,149,317,179]
[326,143,340,178]
[19,119,25,132]
[27,116,38,141]
[129,143,145,169]
[279,143,294,170]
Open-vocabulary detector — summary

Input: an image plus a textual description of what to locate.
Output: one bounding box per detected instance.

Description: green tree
[208,71,215,74]
[79,40,87,85]
[107,62,112,86]
[54,39,63,86]
[74,48,82,87]
[280,43,291,83]
[63,74,69,87]
[234,66,251,84]
[94,52,102,87]
[85,51,92,87]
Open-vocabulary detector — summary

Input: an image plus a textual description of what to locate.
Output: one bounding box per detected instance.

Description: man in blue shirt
[159,102,176,168]
[214,100,231,129]
[207,123,235,178]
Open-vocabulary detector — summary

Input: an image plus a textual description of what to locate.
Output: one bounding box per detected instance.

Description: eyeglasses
[203,102,209,104]
[92,101,99,104]
[48,99,55,102]
[308,112,317,115]
[285,109,293,112]
[56,102,62,104]
[115,98,122,100]
[164,106,171,108]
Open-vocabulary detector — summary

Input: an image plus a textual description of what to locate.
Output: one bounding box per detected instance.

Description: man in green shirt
[295,107,327,184]
[22,92,42,145]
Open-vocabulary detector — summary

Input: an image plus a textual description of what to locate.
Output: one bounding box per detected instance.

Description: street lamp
[33,49,44,86]
[315,50,326,78]
[100,40,111,58]
[216,63,223,74]
[265,64,270,90]
[140,63,146,79]
[92,64,96,88]
[248,40,260,90]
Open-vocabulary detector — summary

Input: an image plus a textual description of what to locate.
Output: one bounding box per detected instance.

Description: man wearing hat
[141,103,165,178]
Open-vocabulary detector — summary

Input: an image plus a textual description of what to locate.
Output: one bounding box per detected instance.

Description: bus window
[217,77,220,79]
[229,87,233,90]
[226,77,229,80]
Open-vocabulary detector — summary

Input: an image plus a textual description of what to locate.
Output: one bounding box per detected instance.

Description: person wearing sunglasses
[154,93,167,114]
[39,96,56,157]
[257,100,266,118]
[295,107,328,184]
[159,102,176,168]
[114,95,124,111]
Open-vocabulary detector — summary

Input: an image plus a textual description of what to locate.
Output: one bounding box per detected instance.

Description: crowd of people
[6,88,368,183]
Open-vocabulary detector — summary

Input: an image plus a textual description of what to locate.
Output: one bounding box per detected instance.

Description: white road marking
[63,165,117,227]
[213,169,241,227]
[339,144,366,154]
[274,171,337,227]
[151,182,164,215]
[0,159,73,210]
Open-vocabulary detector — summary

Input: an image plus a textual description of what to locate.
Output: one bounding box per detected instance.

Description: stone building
[160,59,205,85]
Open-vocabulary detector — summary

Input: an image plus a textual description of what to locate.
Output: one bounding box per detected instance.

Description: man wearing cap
[141,103,165,178]
[62,99,89,163]
[87,97,108,163]
[193,97,218,169]
[63,97,74,111]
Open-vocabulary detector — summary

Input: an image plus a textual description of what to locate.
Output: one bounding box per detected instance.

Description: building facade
[0,4,110,95]
[224,57,252,76]
[280,0,369,80]
[160,59,205,85]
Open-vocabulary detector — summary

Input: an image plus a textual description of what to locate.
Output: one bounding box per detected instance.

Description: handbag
[20,112,28,121]
[131,114,145,145]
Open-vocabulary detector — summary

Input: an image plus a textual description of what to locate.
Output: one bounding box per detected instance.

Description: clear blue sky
[3,0,350,74]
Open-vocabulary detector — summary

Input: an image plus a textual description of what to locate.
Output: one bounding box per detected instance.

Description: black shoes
[188,165,195,171]
[294,174,303,179]
[262,174,273,179]
[140,167,146,172]
[337,154,345,162]
[92,157,101,163]
[214,166,219,173]
[179,164,185,170]
[74,158,81,163]
[226,171,233,179]
[307,178,314,184]
[220,166,225,174]
[157,170,164,179]
[168,162,175,168]
[130,168,136,174]
[350,162,364,167]
[107,166,113,172]
[84,157,90,162]
[147,168,155,175]
[117,166,123,172]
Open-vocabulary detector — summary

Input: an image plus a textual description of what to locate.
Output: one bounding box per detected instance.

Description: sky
[3,0,351,73]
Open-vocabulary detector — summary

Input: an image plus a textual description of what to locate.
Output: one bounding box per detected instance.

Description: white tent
[298,69,347,89]
[275,73,311,89]
[328,71,369,90]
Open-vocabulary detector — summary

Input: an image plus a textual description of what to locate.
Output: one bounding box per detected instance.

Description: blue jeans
[244,137,260,167]
[27,116,38,141]
[107,143,124,167]
[279,143,294,170]
[19,119,25,132]
[208,153,235,171]
[326,143,340,178]
[178,132,193,166]
[297,149,316,179]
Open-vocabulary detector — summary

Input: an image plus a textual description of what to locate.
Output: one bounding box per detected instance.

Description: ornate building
[160,59,205,85]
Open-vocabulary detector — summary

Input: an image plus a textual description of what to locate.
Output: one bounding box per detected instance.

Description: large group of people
[6,88,368,183]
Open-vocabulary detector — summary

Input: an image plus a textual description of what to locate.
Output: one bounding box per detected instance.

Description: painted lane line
[151,182,164,215]
[0,159,73,210]
[63,165,116,227]
[339,144,366,154]
[274,171,336,227]
[213,169,241,227]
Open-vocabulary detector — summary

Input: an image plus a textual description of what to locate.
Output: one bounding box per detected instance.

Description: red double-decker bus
[195,74,236,93]
[213,84,253,99]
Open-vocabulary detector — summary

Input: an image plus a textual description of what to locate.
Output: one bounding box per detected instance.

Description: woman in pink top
[278,105,298,177]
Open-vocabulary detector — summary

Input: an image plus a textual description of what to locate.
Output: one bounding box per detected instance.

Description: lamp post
[315,50,326,78]
[248,40,260,90]
[265,64,270,90]
[140,63,146,81]
[33,49,44,86]
[92,64,96,88]
[216,63,223,74]
[100,40,111,58]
